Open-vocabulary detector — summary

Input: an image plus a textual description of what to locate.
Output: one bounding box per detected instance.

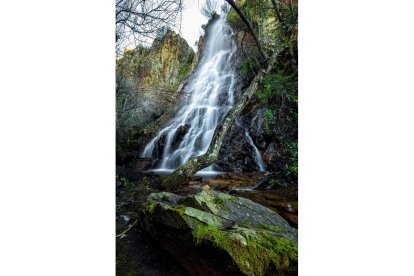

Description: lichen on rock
[141,190,298,275]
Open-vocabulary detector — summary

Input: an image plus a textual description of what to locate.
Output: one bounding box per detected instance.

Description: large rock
[141,190,298,275]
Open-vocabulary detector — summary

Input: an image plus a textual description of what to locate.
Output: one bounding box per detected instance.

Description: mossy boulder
[141,190,298,275]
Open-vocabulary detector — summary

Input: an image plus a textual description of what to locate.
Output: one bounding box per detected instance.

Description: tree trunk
[163,54,279,191]
[224,0,267,63]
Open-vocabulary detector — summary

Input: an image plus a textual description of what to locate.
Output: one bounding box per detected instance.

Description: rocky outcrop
[120,30,195,91]
[141,190,298,275]
[126,30,195,130]
[144,31,195,89]
[117,31,194,126]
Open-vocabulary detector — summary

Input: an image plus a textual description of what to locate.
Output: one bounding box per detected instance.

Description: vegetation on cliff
[235,0,298,184]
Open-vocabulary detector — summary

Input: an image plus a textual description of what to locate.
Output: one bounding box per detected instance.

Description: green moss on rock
[192,220,298,275]
[142,191,298,275]
[143,200,157,213]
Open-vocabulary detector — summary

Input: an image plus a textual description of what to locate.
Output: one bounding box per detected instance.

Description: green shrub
[120,177,130,189]
[257,71,297,105]
[284,141,298,179]
[240,57,259,78]
[263,109,274,134]
[227,10,243,29]
[177,58,192,81]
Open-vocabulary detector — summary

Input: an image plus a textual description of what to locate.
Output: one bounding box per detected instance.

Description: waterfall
[244,129,267,172]
[142,15,237,174]
[235,118,267,172]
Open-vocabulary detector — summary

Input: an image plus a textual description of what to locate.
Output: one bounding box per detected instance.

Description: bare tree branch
[116,0,183,55]
[200,0,218,18]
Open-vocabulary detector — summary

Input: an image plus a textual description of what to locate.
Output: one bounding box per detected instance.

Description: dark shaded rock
[171,124,190,149]
[141,190,298,275]
[116,165,144,182]
[215,122,257,172]
[129,158,154,172]
[249,108,267,139]
[116,220,189,276]
[190,175,202,182]
[263,142,281,170]
[116,178,123,188]
[116,174,189,275]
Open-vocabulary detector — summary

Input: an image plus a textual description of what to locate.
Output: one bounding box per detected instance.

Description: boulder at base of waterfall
[140,190,298,275]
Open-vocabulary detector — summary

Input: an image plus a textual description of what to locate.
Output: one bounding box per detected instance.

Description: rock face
[117,30,195,136]
[141,190,298,275]
[143,31,195,89]
[133,31,195,128]
[120,30,195,90]
[216,122,257,172]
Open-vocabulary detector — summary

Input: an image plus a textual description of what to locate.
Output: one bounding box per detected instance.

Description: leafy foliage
[120,177,131,189]
[257,69,297,181]
[257,71,297,105]
[240,57,259,78]
[227,9,243,29]
[284,141,298,179]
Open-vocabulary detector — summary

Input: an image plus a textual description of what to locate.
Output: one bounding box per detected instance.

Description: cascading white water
[142,15,237,173]
[244,129,267,172]
[235,118,267,172]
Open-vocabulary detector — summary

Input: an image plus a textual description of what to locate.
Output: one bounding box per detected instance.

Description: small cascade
[235,118,267,172]
[244,129,267,172]
[141,15,237,173]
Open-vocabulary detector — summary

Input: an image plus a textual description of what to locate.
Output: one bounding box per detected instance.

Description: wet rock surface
[230,187,298,229]
[179,172,299,228]
[140,190,298,275]
[216,123,257,172]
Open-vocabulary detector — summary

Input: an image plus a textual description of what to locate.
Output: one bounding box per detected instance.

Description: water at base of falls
[151,168,224,177]
[142,15,237,173]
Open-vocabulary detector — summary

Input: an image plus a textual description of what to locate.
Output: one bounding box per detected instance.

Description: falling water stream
[235,118,267,172]
[244,129,267,172]
[142,15,264,174]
